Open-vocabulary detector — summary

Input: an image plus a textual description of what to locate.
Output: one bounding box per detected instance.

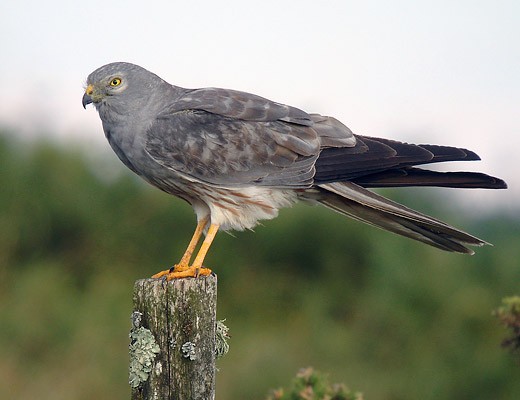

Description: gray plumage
[83,62,506,255]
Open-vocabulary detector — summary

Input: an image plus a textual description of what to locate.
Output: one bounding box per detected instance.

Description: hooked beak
[82,84,94,109]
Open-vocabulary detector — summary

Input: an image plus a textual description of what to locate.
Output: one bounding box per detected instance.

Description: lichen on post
[129,311,161,388]
[131,275,218,400]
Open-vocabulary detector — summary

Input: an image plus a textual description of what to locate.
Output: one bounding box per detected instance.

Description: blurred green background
[1,131,519,399]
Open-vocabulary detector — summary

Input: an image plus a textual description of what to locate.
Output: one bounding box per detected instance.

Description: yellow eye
[110,78,122,87]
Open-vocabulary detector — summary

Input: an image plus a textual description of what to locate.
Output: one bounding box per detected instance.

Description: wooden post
[130,275,217,400]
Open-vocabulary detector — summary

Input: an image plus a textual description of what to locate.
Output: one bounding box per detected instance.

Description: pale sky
[1,0,518,212]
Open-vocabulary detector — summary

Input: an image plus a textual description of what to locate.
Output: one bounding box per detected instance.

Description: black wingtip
[461,148,481,161]
[494,178,508,189]
[352,169,508,190]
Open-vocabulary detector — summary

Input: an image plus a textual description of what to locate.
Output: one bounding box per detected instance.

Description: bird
[82,62,507,280]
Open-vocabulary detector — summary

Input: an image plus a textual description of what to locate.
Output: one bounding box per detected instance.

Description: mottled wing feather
[164,88,357,147]
[145,109,319,187]
[161,87,314,125]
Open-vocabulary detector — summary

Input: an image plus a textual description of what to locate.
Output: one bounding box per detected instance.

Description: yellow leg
[192,223,220,270]
[152,219,220,280]
[178,216,209,267]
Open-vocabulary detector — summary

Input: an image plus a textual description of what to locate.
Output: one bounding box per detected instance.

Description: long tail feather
[311,182,486,254]
[352,167,508,189]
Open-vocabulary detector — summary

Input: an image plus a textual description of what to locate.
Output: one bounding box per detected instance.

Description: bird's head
[82,62,166,113]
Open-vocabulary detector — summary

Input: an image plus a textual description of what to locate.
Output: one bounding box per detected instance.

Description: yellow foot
[151,265,212,280]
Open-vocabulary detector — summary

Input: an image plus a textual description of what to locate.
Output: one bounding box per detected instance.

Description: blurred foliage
[494,297,520,355]
[266,367,363,400]
[1,131,519,399]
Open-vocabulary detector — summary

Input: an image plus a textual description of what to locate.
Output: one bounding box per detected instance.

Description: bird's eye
[110,78,122,87]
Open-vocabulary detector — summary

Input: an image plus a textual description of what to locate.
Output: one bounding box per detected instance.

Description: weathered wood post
[130,275,217,400]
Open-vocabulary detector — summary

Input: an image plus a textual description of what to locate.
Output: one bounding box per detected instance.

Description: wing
[148,85,504,191]
[145,109,320,188]
[146,87,357,188]
[314,135,507,189]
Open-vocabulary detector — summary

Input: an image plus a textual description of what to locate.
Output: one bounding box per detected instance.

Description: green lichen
[129,320,161,388]
[215,319,230,359]
[181,341,197,361]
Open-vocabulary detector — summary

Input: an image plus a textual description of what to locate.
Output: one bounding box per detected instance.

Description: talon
[152,266,211,280]
[152,264,187,279]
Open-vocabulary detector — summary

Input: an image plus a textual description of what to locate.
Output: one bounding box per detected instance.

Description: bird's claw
[151,264,212,280]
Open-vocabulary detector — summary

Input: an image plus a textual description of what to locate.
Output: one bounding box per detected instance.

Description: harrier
[83,62,506,280]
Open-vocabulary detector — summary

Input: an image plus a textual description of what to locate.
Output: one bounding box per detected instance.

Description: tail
[307,133,506,253]
[311,182,488,254]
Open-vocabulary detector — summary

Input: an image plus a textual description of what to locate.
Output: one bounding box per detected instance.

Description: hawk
[82,62,507,280]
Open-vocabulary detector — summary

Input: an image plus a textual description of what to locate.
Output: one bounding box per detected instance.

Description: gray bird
[82,62,507,280]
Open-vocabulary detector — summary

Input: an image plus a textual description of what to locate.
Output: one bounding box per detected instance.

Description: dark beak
[82,92,93,109]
